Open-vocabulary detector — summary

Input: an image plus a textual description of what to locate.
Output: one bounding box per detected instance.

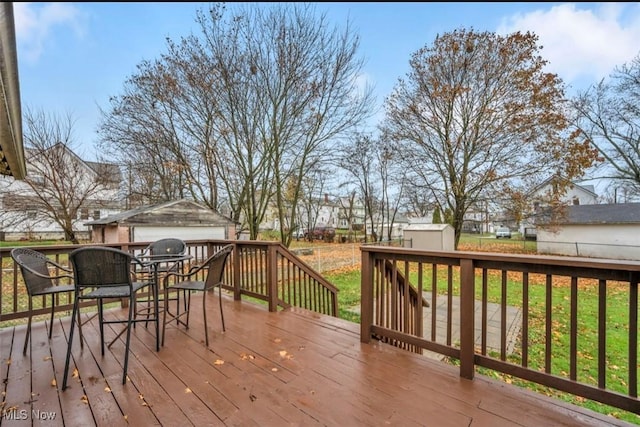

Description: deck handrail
[360,246,640,416]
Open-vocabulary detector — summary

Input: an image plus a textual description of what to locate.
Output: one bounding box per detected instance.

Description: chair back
[70,246,135,289]
[147,238,186,256]
[203,245,234,291]
[11,247,59,295]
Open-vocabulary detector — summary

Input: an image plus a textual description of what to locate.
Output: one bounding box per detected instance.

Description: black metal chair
[162,244,233,347]
[10,247,77,355]
[134,238,188,322]
[62,246,155,389]
[138,237,187,274]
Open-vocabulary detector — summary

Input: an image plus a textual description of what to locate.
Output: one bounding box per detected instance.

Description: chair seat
[168,280,206,292]
[31,284,76,296]
[81,281,150,299]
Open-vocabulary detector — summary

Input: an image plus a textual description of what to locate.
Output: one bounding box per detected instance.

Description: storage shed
[85,199,238,244]
[402,224,455,251]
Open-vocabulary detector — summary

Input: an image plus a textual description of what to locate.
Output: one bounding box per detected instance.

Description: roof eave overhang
[0,3,26,180]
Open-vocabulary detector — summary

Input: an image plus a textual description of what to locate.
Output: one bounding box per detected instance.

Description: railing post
[459,258,475,379]
[360,248,373,343]
[232,244,241,301]
[267,245,278,312]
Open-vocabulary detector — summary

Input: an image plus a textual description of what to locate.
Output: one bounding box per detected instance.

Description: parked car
[305,226,336,242]
[495,227,511,239]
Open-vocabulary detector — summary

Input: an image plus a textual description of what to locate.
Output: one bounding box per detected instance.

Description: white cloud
[13,2,86,63]
[497,2,640,91]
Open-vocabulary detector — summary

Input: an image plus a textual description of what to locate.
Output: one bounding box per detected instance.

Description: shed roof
[547,203,640,225]
[404,224,452,231]
[85,199,237,227]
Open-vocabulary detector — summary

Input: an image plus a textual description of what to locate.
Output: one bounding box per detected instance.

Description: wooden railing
[0,240,338,327]
[360,246,640,416]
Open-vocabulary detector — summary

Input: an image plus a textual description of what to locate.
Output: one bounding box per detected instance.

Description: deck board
[0,293,635,427]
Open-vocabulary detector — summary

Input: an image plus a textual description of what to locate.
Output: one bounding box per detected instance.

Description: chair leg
[218,284,226,332]
[77,302,84,350]
[98,299,105,356]
[186,292,191,327]
[162,286,169,347]
[23,309,32,356]
[202,291,208,346]
[62,297,80,390]
[122,296,134,385]
[49,295,55,339]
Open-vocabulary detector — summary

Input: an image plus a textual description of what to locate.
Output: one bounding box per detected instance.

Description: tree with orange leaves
[382,28,599,248]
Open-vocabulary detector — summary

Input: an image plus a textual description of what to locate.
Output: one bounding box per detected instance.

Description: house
[0,144,123,241]
[86,198,238,244]
[536,203,640,261]
[530,176,598,207]
[520,176,599,237]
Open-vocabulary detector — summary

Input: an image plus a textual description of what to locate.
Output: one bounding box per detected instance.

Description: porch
[0,292,627,426]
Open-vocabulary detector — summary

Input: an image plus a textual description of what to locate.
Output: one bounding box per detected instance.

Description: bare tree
[383,29,599,248]
[7,108,120,243]
[572,53,640,198]
[97,3,374,243]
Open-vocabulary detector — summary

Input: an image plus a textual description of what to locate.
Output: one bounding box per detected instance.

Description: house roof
[0,4,26,179]
[552,203,640,225]
[85,199,238,227]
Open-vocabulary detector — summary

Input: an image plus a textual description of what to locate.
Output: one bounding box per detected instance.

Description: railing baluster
[598,278,607,389]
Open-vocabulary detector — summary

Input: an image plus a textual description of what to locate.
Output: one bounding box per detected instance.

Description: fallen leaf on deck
[51,379,57,387]
[279,350,293,359]
[104,386,111,392]
[185,388,192,393]
[72,368,79,378]
[274,338,281,343]
[81,395,89,404]
[271,367,278,372]
[6,358,10,365]
[43,356,52,361]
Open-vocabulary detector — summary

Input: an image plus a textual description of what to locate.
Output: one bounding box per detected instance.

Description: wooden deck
[0,292,633,426]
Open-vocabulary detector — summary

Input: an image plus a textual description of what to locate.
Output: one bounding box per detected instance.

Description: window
[80,208,89,220]
[93,210,101,219]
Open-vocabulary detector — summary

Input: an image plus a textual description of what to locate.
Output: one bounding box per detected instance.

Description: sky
[13,2,640,171]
